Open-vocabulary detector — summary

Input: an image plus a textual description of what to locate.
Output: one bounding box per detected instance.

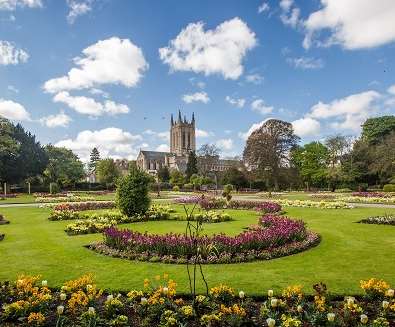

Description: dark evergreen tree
[89,147,101,173]
[157,166,170,182]
[185,151,198,180]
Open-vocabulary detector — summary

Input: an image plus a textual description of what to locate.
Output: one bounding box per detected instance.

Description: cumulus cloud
[44,37,148,93]
[196,129,213,138]
[0,0,42,10]
[39,111,72,128]
[0,98,30,121]
[251,99,273,115]
[245,73,264,84]
[279,0,301,28]
[225,95,245,108]
[387,84,395,95]
[303,0,395,49]
[159,17,257,80]
[0,40,29,65]
[258,1,270,14]
[7,85,19,93]
[143,129,169,142]
[53,91,129,116]
[156,144,170,152]
[238,118,272,140]
[55,127,143,161]
[67,0,92,24]
[286,56,324,70]
[292,117,321,137]
[215,138,233,151]
[182,91,210,104]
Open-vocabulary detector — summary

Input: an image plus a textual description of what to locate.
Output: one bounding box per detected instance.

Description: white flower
[88,307,95,315]
[41,280,48,287]
[346,297,355,305]
[57,305,64,315]
[239,290,245,299]
[270,298,278,308]
[86,284,93,291]
[141,297,148,305]
[162,287,169,295]
[107,294,114,301]
[60,293,67,301]
[360,314,368,324]
[266,318,276,327]
[267,289,274,297]
[382,300,389,309]
[327,313,335,322]
[297,305,303,313]
[386,289,394,297]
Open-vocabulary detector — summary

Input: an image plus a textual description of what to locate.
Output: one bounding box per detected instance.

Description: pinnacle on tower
[192,112,195,124]
[184,115,187,123]
[170,113,174,125]
[178,110,182,123]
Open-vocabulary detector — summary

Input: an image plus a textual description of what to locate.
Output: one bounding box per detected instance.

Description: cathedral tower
[170,111,196,156]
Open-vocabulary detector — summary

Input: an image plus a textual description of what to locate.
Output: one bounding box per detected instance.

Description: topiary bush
[383,184,395,192]
[116,167,151,217]
[172,185,180,192]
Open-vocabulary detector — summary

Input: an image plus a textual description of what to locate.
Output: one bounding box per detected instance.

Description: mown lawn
[0,204,394,295]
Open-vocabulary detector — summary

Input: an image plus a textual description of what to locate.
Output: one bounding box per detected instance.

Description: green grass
[0,204,394,295]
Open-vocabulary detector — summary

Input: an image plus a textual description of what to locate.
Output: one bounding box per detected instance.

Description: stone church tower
[170,110,196,156]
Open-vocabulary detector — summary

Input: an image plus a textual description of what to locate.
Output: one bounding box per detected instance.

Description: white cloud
[308,90,381,131]
[89,88,109,98]
[182,91,210,104]
[387,84,395,95]
[55,127,143,161]
[303,0,395,49]
[196,129,213,138]
[0,40,29,65]
[159,17,257,80]
[44,37,148,93]
[279,0,301,28]
[0,0,42,10]
[53,91,129,116]
[258,2,269,14]
[0,98,30,121]
[215,138,233,151]
[238,118,272,140]
[67,0,92,24]
[156,144,170,152]
[225,95,245,108]
[143,129,169,141]
[292,117,321,137]
[245,73,264,84]
[251,99,273,115]
[286,56,324,70]
[7,85,19,93]
[39,111,72,128]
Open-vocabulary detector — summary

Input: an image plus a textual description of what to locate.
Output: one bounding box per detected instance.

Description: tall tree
[157,166,170,182]
[96,158,120,187]
[361,116,395,144]
[88,147,101,173]
[169,170,185,187]
[185,151,198,180]
[243,119,299,190]
[197,144,220,176]
[0,117,18,184]
[44,145,85,188]
[291,142,328,190]
[222,167,248,190]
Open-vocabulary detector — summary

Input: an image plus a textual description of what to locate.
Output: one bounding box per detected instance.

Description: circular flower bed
[358,215,395,226]
[88,214,320,264]
[0,214,10,225]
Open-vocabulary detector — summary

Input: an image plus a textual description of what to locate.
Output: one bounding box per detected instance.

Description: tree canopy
[96,158,120,187]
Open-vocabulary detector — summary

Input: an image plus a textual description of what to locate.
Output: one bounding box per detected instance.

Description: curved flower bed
[35,196,96,203]
[89,215,320,264]
[359,215,395,226]
[338,196,395,204]
[273,199,352,209]
[51,201,116,211]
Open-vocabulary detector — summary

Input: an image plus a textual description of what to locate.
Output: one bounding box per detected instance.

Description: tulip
[386,289,394,297]
[57,305,64,315]
[267,289,274,297]
[382,301,389,309]
[346,297,355,305]
[239,291,245,299]
[41,280,48,287]
[360,314,368,324]
[107,294,114,301]
[270,298,278,308]
[327,313,335,322]
[266,318,276,327]
[60,293,67,301]
[141,297,148,305]
[88,307,95,315]
[297,305,303,313]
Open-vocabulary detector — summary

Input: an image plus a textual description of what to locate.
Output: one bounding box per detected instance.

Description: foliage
[44,145,85,188]
[116,167,151,217]
[172,185,180,192]
[185,151,198,179]
[88,147,101,173]
[383,184,395,192]
[361,115,395,144]
[169,170,185,187]
[243,119,300,190]
[222,167,248,190]
[96,158,120,187]
[359,215,395,226]
[222,184,233,202]
[157,166,170,183]
[49,182,60,194]
[197,143,220,176]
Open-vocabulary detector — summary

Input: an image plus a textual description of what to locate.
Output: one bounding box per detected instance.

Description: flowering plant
[359,215,395,226]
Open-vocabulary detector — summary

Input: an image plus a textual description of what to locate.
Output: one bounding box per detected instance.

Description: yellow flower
[282,285,303,301]
[143,278,150,288]
[360,314,368,324]
[27,312,45,326]
[360,278,389,295]
[181,305,193,317]
[155,275,161,281]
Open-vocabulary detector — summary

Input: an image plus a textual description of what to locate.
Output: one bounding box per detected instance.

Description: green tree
[222,167,248,190]
[185,151,198,179]
[291,142,328,190]
[361,116,395,144]
[88,147,101,173]
[96,158,120,187]
[157,166,170,182]
[243,119,300,190]
[0,117,18,184]
[116,166,151,217]
[169,170,185,187]
[197,144,220,176]
[44,145,85,188]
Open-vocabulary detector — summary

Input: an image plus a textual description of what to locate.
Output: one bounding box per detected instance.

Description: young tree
[197,144,220,176]
[88,147,101,173]
[291,142,328,190]
[44,145,85,188]
[169,170,185,187]
[185,151,198,179]
[243,119,299,190]
[96,158,120,187]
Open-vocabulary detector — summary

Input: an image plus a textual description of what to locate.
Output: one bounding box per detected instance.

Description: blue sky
[1,0,395,161]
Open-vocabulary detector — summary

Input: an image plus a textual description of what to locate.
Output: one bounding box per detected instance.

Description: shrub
[49,182,60,194]
[383,184,395,192]
[116,167,151,217]
[172,185,180,192]
[183,183,193,190]
[334,188,352,193]
[0,214,9,225]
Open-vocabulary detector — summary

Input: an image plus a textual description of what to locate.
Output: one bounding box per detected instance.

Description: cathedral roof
[139,150,173,160]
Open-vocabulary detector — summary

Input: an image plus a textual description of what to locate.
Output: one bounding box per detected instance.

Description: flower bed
[352,191,390,198]
[273,199,352,209]
[65,218,116,235]
[338,196,395,204]
[0,193,17,199]
[89,214,320,264]
[35,196,96,203]
[359,215,395,226]
[52,201,116,211]
[0,214,10,225]
[1,275,393,327]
